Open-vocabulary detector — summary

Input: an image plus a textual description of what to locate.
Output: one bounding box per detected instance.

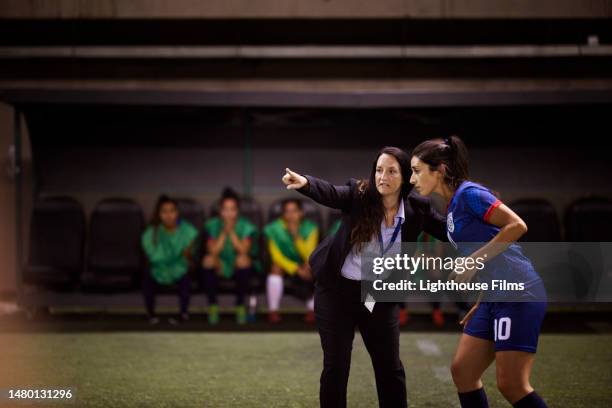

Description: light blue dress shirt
[340,199,406,281]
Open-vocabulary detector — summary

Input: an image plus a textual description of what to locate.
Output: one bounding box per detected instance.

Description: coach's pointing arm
[282,168,352,212]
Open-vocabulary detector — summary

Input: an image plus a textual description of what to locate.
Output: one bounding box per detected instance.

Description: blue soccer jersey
[447,181,544,299]
[447,181,547,352]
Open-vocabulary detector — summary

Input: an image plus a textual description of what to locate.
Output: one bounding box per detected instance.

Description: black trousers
[202,267,252,306]
[315,276,407,408]
[287,273,315,302]
[142,270,191,317]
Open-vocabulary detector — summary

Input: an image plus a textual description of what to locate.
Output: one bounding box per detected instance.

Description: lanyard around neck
[378,220,402,256]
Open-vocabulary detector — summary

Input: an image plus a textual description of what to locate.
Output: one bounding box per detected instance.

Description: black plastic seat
[23,196,85,289]
[510,198,561,242]
[566,197,612,242]
[175,198,205,231]
[564,197,612,299]
[174,198,205,285]
[81,198,144,292]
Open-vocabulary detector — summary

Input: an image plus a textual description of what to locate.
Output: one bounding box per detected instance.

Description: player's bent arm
[207,233,227,256]
[468,203,528,264]
[229,231,251,255]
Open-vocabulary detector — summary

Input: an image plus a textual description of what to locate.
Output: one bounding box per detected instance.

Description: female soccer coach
[282,146,447,408]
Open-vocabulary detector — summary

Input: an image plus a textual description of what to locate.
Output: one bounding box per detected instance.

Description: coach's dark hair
[412,135,469,190]
[151,194,178,245]
[350,146,412,252]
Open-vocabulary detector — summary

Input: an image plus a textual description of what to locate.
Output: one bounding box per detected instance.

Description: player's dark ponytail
[412,135,469,190]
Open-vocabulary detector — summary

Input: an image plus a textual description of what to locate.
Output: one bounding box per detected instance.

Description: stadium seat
[510,198,561,241]
[23,196,85,289]
[509,199,568,300]
[175,198,205,231]
[173,198,205,289]
[565,197,612,242]
[81,198,144,292]
[565,197,612,299]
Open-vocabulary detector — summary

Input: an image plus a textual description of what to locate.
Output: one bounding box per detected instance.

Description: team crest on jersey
[447,211,455,233]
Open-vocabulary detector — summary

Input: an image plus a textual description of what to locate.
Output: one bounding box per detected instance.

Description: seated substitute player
[264,198,319,324]
[201,188,260,325]
[141,195,199,325]
[410,135,548,408]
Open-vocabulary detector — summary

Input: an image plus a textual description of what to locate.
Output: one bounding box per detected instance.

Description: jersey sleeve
[463,186,502,223]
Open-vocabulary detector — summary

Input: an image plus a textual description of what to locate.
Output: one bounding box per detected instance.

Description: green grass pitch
[2,332,611,407]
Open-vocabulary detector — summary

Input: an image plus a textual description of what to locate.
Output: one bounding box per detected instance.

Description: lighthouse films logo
[358,241,612,303]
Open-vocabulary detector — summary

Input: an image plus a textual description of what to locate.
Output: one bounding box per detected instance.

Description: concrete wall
[36,145,612,228]
[1,0,611,19]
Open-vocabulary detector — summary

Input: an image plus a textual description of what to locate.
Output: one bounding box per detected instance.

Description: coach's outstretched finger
[282,168,307,190]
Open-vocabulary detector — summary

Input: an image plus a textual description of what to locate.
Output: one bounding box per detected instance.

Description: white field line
[416,339,441,356]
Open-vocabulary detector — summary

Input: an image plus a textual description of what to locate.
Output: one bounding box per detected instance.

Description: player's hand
[297,265,313,282]
[459,302,479,326]
[223,219,236,233]
[449,262,478,284]
[459,291,482,326]
[282,168,307,190]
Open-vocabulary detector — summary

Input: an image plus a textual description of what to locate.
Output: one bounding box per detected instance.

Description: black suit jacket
[297,175,447,289]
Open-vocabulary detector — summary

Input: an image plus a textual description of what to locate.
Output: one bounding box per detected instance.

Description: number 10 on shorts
[494,317,511,341]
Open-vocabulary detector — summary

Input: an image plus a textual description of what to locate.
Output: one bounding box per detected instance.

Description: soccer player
[410,135,548,408]
[264,198,319,324]
[201,188,259,325]
[141,195,199,325]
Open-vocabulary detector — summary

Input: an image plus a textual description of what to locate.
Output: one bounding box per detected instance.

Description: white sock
[306,296,314,311]
[267,274,283,311]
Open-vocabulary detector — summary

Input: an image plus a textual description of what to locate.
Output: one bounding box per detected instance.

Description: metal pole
[243,109,253,197]
[13,107,23,305]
